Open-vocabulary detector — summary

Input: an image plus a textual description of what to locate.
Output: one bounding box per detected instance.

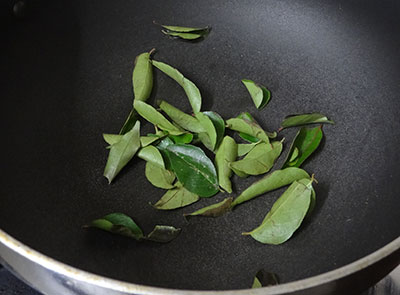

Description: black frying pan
[1,0,400,293]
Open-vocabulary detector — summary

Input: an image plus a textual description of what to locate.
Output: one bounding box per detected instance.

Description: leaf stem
[149,48,156,56]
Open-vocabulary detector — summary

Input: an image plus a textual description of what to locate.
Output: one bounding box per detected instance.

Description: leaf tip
[104,174,113,184]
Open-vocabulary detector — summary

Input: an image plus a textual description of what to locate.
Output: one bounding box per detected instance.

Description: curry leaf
[145,162,175,189]
[282,126,323,168]
[88,213,180,243]
[237,142,259,157]
[156,137,175,170]
[140,132,165,147]
[156,137,174,150]
[184,197,233,218]
[158,24,210,33]
[237,112,277,142]
[138,146,165,168]
[215,136,238,193]
[165,144,219,197]
[118,51,153,134]
[152,184,199,210]
[132,51,154,102]
[297,178,317,217]
[162,30,203,40]
[133,100,184,135]
[261,178,314,225]
[169,133,194,144]
[89,213,144,240]
[309,186,317,216]
[227,116,275,144]
[203,111,225,149]
[231,167,310,208]
[103,134,123,146]
[239,132,260,143]
[159,100,204,133]
[242,79,271,110]
[119,109,139,135]
[289,147,300,162]
[230,141,283,176]
[230,165,249,178]
[196,112,218,151]
[252,277,262,288]
[152,60,202,113]
[280,113,334,129]
[144,225,181,243]
[103,121,141,183]
[237,112,261,143]
[243,179,313,244]
[252,270,279,288]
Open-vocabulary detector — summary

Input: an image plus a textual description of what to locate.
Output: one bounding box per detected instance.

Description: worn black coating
[1,0,400,291]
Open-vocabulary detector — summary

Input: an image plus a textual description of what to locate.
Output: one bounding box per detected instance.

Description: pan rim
[0,228,399,294]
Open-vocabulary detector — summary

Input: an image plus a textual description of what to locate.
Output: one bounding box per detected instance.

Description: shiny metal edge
[0,228,399,295]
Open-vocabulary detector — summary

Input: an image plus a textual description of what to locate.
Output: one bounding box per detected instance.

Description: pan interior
[1,0,400,290]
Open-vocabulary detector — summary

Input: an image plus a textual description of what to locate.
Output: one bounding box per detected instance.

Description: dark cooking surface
[1,0,400,291]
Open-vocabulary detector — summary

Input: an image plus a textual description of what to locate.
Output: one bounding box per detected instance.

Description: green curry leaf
[215,136,238,193]
[231,167,310,208]
[229,141,282,176]
[152,60,202,113]
[118,51,153,134]
[280,113,334,130]
[227,113,276,143]
[133,100,184,135]
[169,133,194,144]
[89,213,144,240]
[159,100,204,133]
[184,197,233,218]
[237,142,259,157]
[103,133,123,146]
[203,111,225,149]
[152,184,199,210]
[244,179,313,244]
[119,109,139,135]
[165,144,219,197]
[138,146,165,168]
[282,126,323,168]
[103,121,141,183]
[132,51,154,102]
[159,24,210,33]
[145,162,175,189]
[242,79,271,109]
[196,112,218,151]
[140,132,166,147]
[88,213,180,243]
[162,30,203,40]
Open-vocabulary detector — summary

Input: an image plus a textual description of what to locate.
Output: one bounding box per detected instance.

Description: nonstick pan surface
[1,0,400,291]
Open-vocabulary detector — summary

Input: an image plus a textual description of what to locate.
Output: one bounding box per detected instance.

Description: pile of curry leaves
[88,46,333,249]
